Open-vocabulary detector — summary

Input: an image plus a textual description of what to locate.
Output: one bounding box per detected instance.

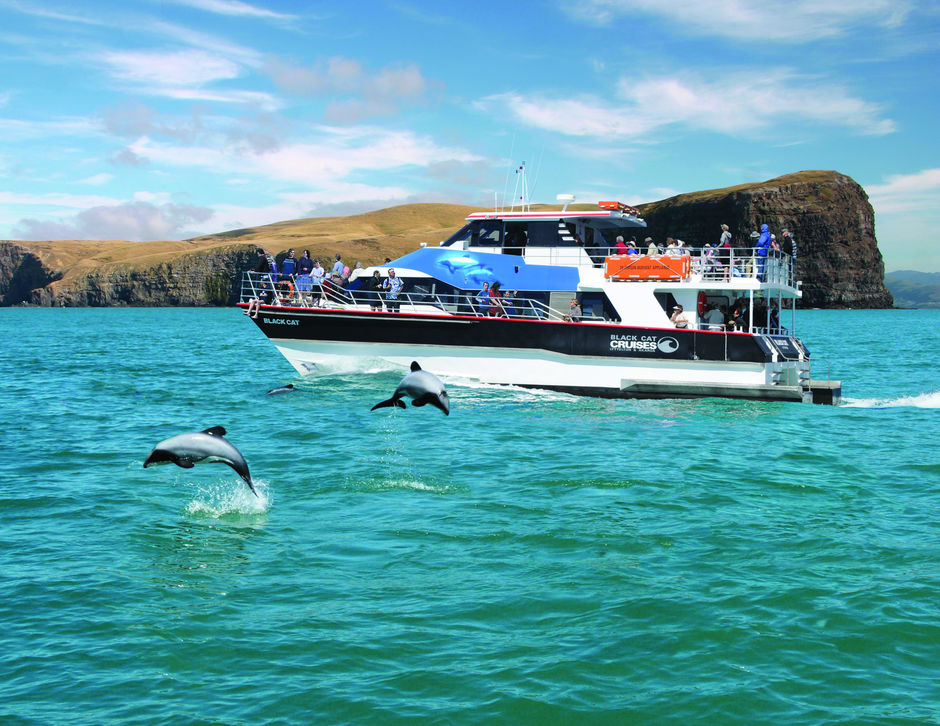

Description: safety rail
[468,244,794,287]
[239,272,600,323]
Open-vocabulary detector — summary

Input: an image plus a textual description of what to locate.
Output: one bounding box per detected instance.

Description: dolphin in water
[267,383,296,395]
[143,426,258,496]
[371,361,450,415]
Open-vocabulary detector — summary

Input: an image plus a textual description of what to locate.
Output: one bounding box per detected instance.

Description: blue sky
[1,0,937,272]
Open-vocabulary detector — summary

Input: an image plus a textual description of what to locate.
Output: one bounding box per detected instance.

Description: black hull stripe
[250,307,771,364]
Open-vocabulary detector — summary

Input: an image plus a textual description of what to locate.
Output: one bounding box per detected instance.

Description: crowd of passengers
[609,223,796,282]
[669,296,783,333]
[245,246,539,320]
[244,248,402,318]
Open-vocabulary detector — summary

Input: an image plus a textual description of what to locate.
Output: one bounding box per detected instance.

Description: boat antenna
[501,134,516,212]
[510,161,529,212]
[528,145,545,203]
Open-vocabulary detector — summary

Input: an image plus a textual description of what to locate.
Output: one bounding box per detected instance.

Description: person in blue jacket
[755,224,771,281]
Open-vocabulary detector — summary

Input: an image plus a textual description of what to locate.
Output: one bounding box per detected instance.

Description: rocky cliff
[0,241,256,307]
[637,170,892,307]
[0,172,892,307]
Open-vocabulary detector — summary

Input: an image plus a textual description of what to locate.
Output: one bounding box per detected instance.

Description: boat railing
[496,244,794,286]
[240,272,596,323]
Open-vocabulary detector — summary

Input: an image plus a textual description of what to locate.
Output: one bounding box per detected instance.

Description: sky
[0,0,938,272]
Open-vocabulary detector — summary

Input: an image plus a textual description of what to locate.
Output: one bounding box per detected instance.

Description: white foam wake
[842,391,940,409]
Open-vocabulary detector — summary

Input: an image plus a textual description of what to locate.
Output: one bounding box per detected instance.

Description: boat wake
[842,391,939,409]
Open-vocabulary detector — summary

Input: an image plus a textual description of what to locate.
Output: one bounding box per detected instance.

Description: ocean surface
[1,307,938,725]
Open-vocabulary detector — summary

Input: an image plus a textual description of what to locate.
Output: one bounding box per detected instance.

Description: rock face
[0,243,62,305]
[0,242,256,307]
[637,170,892,308]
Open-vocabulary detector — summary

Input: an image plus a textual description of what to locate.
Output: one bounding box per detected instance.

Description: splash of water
[185,478,271,518]
[842,390,939,409]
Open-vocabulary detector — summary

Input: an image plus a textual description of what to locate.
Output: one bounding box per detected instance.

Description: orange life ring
[697,291,707,317]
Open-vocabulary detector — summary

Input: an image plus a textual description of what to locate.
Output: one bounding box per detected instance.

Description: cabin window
[525,221,575,247]
[469,221,502,247]
[443,223,473,247]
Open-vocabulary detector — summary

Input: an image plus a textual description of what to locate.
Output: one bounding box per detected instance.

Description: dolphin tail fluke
[244,477,259,497]
[371,397,407,411]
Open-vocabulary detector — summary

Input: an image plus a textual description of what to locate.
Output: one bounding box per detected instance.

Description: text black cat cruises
[238,196,840,405]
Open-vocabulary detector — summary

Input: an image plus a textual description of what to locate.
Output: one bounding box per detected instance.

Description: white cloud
[127,126,481,186]
[562,0,912,42]
[79,173,113,185]
[266,56,432,122]
[865,169,940,272]
[479,69,895,141]
[0,190,118,209]
[101,49,241,87]
[866,168,940,214]
[164,0,296,21]
[13,201,214,241]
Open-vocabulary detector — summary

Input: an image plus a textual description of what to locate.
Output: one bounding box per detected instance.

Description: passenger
[503,291,517,317]
[564,298,582,322]
[730,301,747,330]
[615,235,628,254]
[253,247,271,274]
[665,237,678,253]
[704,303,725,330]
[332,253,344,277]
[340,264,351,287]
[245,248,274,317]
[676,239,689,255]
[702,243,716,277]
[487,281,504,317]
[781,228,797,277]
[475,282,490,315]
[280,248,297,278]
[297,249,313,276]
[626,241,639,255]
[768,305,782,331]
[670,304,689,328]
[310,259,325,304]
[311,259,325,284]
[718,225,732,280]
[645,237,659,255]
[367,270,383,311]
[264,249,278,276]
[755,224,771,280]
[381,268,404,312]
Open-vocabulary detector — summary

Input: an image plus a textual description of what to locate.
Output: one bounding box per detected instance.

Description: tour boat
[239,197,840,404]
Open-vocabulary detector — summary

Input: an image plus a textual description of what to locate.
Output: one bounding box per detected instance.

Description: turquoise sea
[1,307,938,725]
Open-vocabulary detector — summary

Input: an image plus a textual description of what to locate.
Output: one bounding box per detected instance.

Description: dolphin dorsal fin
[202,426,226,437]
[410,361,421,371]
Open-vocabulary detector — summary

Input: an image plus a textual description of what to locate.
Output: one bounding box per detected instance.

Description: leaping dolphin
[267,383,296,395]
[143,426,258,496]
[371,361,450,415]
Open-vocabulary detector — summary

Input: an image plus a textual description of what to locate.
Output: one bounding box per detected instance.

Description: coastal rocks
[0,243,62,306]
[11,244,256,307]
[637,170,893,308]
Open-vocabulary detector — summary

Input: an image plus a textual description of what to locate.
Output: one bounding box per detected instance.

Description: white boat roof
[466,210,643,223]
